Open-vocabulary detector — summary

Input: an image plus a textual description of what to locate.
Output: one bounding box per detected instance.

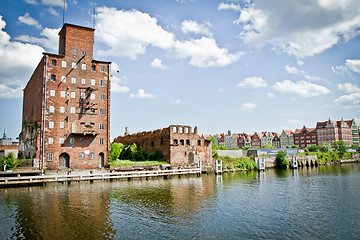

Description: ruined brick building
[18,24,111,170]
[114,125,213,167]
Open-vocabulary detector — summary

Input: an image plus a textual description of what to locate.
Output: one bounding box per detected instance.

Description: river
[1,164,359,239]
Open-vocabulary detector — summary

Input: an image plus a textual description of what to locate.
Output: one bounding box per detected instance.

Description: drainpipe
[41,55,48,170]
[107,62,111,165]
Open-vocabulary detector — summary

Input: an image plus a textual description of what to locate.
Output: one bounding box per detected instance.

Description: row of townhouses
[212,118,359,149]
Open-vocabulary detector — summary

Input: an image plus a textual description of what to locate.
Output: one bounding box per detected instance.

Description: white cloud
[231,0,360,58]
[151,58,167,69]
[237,76,267,88]
[345,59,360,73]
[174,37,243,67]
[218,3,241,11]
[95,7,174,59]
[18,13,41,29]
[130,89,156,99]
[24,0,37,4]
[111,76,129,93]
[15,27,59,51]
[239,102,256,111]
[48,7,59,16]
[285,65,304,75]
[338,82,360,93]
[272,80,330,98]
[181,20,212,36]
[95,7,242,68]
[289,119,301,125]
[41,0,64,7]
[267,92,275,98]
[218,88,224,92]
[297,60,304,66]
[0,16,44,98]
[334,92,360,109]
[171,99,183,105]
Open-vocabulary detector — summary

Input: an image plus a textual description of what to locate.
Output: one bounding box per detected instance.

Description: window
[99,138,104,145]
[61,76,66,83]
[91,79,95,86]
[62,61,67,68]
[100,66,105,72]
[71,92,76,98]
[60,122,65,129]
[72,62,77,69]
[71,77,76,84]
[90,108,95,114]
[72,49,77,55]
[79,152,85,159]
[70,138,74,148]
[49,106,54,113]
[50,90,55,96]
[91,65,96,71]
[100,94,104,100]
[80,108,86,114]
[90,137,94,145]
[60,106,65,113]
[80,137,85,145]
[60,91,66,98]
[186,140,190,145]
[100,123,104,130]
[90,93,95,100]
[51,59,57,66]
[49,121,54,129]
[100,109,104,115]
[198,140,201,146]
[48,137,54,144]
[47,153,53,161]
[180,139,184,145]
[51,74,56,81]
[80,92,86,99]
[89,152,95,159]
[59,138,64,145]
[70,107,75,114]
[82,51,86,56]
[81,78,86,84]
[81,64,86,70]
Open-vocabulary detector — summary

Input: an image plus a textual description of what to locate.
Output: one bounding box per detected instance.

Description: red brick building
[293,126,317,149]
[19,24,111,170]
[251,133,261,148]
[114,125,213,167]
[316,118,353,146]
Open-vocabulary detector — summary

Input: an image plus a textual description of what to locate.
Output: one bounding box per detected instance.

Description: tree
[1,152,18,170]
[307,144,319,152]
[332,141,348,155]
[110,142,124,162]
[219,143,227,150]
[319,142,331,153]
[211,137,218,150]
[291,145,299,149]
[275,150,288,168]
[262,143,273,149]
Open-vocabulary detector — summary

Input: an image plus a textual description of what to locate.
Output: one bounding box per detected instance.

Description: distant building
[316,118,353,147]
[114,125,213,167]
[0,129,19,159]
[280,130,294,148]
[294,126,317,149]
[272,133,281,148]
[251,133,261,148]
[18,24,111,170]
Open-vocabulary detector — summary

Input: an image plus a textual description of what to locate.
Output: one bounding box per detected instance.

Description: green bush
[110,142,124,162]
[1,153,19,170]
[115,143,165,162]
[275,150,288,168]
[221,156,257,170]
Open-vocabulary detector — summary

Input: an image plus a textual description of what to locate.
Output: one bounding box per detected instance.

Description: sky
[0,0,359,140]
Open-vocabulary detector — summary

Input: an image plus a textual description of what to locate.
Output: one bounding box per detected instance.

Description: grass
[107,160,169,167]
[218,156,257,170]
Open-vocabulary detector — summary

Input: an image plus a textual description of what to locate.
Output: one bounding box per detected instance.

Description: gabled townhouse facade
[251,133,261,148]
[280,130,294,148]
[294,126,317,149]
[272,133,281,148]
[316,118,353,147]
[345,119,359,146]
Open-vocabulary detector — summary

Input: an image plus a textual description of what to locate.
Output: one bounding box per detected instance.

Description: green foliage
[291,145,299,149]
[212,151,219,159]
[110,142,124,162]
[211,137,218,150]
[1,153,19,170]
[332,141,348,155]
[319,142,331,153]
[221,156,257,170]
[307,144,319,152]
[219,143,227,150]
[16,158,33,167]
[275,150,288,168]
[117,143,165,162]
[262,143,273,149]
[285,145,290,148]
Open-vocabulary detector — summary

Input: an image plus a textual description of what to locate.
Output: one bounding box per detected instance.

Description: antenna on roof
[62,0,66,25]
[92,8,96,29]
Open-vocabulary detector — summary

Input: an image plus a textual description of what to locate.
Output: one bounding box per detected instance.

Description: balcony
[65,123,98,138]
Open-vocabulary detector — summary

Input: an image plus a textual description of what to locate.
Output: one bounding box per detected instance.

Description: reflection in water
[0,164,359,239]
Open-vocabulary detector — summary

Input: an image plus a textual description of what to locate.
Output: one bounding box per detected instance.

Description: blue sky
[0,0,359,139]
